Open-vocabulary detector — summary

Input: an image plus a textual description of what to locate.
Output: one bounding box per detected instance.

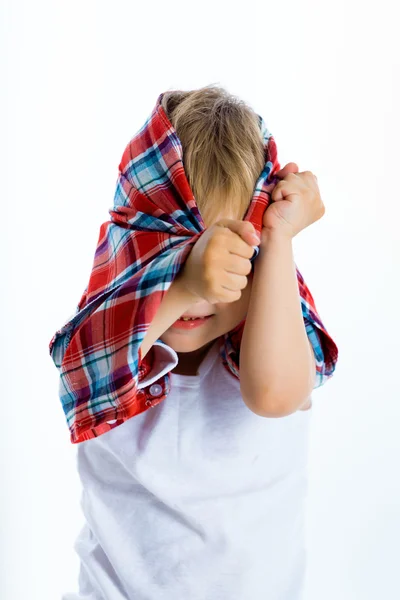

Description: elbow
[241,382,314,418]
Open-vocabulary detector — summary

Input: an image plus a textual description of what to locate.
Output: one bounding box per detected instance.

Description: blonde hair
[160,84,266,227]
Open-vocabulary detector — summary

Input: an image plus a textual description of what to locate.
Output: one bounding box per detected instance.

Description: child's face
[160,207,255,362]
[159,269,254,355]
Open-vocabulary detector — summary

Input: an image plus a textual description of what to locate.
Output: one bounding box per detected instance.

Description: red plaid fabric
[49,91,338,444]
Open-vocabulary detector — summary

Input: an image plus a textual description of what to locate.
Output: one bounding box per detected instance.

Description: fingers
[224,253,253,276]
[221,270,249,292]
[217,218,259,242]
[216,219,259,258]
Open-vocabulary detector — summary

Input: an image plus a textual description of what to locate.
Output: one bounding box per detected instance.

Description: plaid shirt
[49,91,339,444]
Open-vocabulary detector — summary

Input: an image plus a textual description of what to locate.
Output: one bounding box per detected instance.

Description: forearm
[240,230,315,417]
[139,274,198,360]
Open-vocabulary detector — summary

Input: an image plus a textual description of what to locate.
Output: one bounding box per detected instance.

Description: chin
[160,332,216,353]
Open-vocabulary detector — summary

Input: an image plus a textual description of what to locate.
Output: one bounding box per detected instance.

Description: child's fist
[179,219,260,304]
[263,167,325,238]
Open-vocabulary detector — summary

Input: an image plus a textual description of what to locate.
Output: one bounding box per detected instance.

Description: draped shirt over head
[48,92,338,444]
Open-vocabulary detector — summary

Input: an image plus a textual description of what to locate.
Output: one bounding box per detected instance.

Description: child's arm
[140,220,259,362]
[240,229,316,417]
[139,275,200,360]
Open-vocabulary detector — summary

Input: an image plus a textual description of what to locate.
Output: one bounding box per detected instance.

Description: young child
[51,85,338,600]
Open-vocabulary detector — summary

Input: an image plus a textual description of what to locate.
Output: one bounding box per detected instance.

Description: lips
[180,315,214,319]
[171,315,214,329]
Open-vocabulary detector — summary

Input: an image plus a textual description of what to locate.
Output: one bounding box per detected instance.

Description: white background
[2,0,399,598]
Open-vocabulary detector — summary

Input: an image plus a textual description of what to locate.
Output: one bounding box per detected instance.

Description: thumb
[216,219,261,246]
[275,162,299,179]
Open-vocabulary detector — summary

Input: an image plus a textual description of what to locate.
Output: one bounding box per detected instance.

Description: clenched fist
[179,219,261,305]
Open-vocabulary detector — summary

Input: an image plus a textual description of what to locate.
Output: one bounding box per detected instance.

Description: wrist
[174,272,203,305]
[260,227,294,246]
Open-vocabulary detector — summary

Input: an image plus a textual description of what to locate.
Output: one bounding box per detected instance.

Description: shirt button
[149,384,162,397]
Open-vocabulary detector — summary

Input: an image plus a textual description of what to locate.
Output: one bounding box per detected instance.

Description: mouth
[171,315,215,330]
[181,314,215,319]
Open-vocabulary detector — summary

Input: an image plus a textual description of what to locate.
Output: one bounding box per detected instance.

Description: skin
[160,162,322,381]
[160,272,255,375]
[160,208,256,376]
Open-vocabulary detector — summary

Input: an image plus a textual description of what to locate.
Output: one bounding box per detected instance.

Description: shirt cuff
[137,339,178,389]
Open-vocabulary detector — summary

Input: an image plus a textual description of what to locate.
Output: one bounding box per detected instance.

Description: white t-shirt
[63,338,313,600]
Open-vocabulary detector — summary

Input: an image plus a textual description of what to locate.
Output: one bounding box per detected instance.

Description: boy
[52,85,338,599]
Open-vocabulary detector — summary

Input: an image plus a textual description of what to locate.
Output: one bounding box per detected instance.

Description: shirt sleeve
[105,340,178,425]
[297,267,338,390]
[137,340,178,389]
[48,223,199,444]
